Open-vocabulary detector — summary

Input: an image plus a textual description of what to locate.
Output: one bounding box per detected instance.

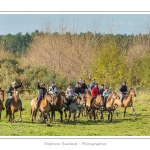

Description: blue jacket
[90,83,95,92]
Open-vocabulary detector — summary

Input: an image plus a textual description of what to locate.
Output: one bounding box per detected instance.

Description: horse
[63,94,82,122]
[5,89,22,122]
[0,88,4,122]
[119,88,137,118]
[31,92,52,123]
[84,90,92,120]
[50,91,66,122]
[84,90,104,121]
[76,94,86,118]
[89,95,104,121]
[104,92,121,121]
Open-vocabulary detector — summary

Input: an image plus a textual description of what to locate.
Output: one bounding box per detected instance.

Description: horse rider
[35,81,47,111]
[103,86,111,108]
[6,81,24,111]
[119,81,128,106]
[81,79,88,94]
[99,84,105,95]
[65,83,74,108]
[89,78,96,93]
[91,83,100,108]
[48,81,58,104]
[74,82,82,95]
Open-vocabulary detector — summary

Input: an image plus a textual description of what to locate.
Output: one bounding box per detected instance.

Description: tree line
[0,30,150,94]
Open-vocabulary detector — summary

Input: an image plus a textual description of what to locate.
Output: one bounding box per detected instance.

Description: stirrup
[2,107,5,110]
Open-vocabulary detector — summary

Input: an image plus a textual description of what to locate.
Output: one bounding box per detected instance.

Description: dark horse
[50,91,66,122]
[0,88,4,122]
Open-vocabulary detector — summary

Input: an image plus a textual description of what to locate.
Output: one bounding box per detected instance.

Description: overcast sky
[0,14,150,35]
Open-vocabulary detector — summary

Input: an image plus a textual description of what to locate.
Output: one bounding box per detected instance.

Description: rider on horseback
[103,86,111,108]
[6,81,24,111]
[65,83,74,108]
[89,78,96,93]
[35,81,47,111]
[48,81,58,104]
[91,83,100,108]
[99,84,105,95]
[119,81,128,106]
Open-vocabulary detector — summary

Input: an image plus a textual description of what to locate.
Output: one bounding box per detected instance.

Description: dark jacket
[119,85,128,93]
[7,82,22,96]
[99,88,105,95]
[37,82,47,99]
[74,87,82,95]
[82,83,88,91]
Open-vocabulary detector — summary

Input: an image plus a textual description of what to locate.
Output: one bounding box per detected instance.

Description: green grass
[0,91,150,136]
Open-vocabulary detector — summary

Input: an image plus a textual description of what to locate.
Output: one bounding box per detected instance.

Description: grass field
[0,91,150,136]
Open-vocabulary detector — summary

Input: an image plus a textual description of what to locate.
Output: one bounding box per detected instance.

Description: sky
[0,14,150,35]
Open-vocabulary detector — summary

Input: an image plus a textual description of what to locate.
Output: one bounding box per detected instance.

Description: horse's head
[0,88,4,102]
[59,91,66,102]
[129,88,136,97]
[45,92,53,103]
[111,92,119,99]
[85,89,91,98]
[95,95,104,108]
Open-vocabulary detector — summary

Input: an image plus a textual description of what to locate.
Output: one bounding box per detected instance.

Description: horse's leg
[31,110,34,123]
[11,111,15,122]
[59,109,63,122]
[64,109,67,119]
[131,106,137,118]
[68,111,71,121]
[48,111,52,124]
[89,109,93,120]
[108,111,110,121]
[110,111,113,122]
[86,107,89,120]
[100,110,104,121]
[74,112,77,122]
[43,111,46,123]
[54,111,55,121]
[77,109,81,118]
[93,110,96,121]
[123,107,127,117]
[51,111,55,121]
[19,110,22,122]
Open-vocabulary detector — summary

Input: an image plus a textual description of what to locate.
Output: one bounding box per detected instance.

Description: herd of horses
[0,87,137,124]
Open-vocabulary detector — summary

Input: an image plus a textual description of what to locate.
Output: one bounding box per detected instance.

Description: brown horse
[119,88,137,118]
[0,88,4,122]
[84,90,92,120]
[31,92,52,123]
[50,91,66,122]
[6,89,22,122]
[104,92,121,121]
[84,90,104,121]
[89,95,104,121]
